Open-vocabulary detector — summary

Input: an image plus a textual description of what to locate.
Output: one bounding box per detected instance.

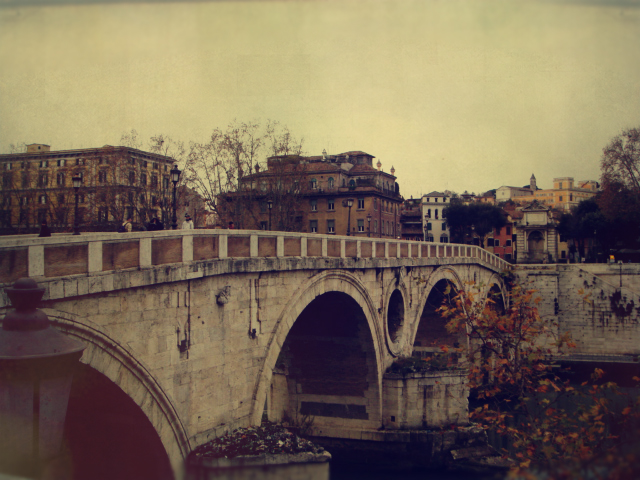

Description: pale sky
[1,0,639,198]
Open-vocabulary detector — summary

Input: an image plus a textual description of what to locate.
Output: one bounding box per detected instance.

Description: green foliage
[444,201,507,246]
[438,282,640,479]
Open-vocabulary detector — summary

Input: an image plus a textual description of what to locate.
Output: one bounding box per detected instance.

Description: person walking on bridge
[182,214,194,230]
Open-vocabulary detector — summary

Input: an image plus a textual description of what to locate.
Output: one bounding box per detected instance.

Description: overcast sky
[1,0,639,198]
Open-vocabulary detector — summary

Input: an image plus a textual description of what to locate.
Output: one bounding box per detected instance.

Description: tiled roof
[424,191,447,197]
[337,151,374,157]
[349,164,380,173]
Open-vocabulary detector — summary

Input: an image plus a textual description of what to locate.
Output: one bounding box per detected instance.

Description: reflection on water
[331,464,506,480]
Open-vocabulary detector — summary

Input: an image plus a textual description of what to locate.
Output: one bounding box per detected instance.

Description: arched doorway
[63,363,173,480]
[527,230,545,262]
[269,292,380,430]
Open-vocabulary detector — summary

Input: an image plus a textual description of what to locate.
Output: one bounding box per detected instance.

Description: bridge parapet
[0,229,510,306]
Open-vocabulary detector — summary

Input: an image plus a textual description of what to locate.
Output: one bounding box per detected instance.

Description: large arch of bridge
[251,270,383,427]
[46,310,190,479]
[410,266,466,352]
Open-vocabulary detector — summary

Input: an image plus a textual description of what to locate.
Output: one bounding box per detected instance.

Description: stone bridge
[0,230,510,478]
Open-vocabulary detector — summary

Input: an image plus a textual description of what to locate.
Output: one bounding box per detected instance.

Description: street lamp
[367,213,371,237]
[344,198,354,236]
[267,199,273,231]
[170,164,181,230]
[619,260,623,288]
[72,175,82,235]
[0,278,86,477]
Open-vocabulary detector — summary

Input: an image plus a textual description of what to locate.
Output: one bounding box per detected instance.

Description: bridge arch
[381,271,411,357]
[482,273,508,314]
[410,267,465,355]
[46,310,190,478]
[252,270,383,429]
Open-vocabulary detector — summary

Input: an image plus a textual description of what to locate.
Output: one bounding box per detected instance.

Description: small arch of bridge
[46,310,190,478]
[252,270,384,429]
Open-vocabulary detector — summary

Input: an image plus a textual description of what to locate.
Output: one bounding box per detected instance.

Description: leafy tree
[439,283,640,479]
[599,127,640,250]
[601,127,640,194]
[557,198,611,260]
[444,201,506,247]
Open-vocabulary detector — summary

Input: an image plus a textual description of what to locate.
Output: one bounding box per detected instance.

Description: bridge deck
[0,229,510,306]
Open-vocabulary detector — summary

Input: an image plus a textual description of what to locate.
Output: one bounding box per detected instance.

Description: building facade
[400,198,423,241]
[422,191,451,243]
[221,150,403,237]
[0,143,176,232]
[497,174,598,211]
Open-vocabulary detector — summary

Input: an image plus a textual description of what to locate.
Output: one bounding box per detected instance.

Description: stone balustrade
[0,229,511,285]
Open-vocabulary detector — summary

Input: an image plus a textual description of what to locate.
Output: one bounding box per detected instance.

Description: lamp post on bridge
[267,199,273,231]
[343,198,354,236]
[170,164,181,230]
[72,175,82,235]
[367,213,371,237]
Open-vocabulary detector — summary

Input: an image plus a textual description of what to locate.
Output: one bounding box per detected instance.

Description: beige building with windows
[421,191,451,243]
[1,143,176,232]
[497,174,598,211]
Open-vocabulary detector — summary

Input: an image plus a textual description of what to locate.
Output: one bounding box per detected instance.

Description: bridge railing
[0,229,511,284]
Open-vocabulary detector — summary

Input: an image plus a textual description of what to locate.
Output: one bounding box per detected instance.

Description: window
[129,171,135,185]
[440,235,448,243]
[128,192,134,203]
[163,178,169,189]
[426,209,431,218]
[40,160,48,168]
[494,239,500,247]
[21,196,29,206]
[373,198,377,210]
[328,177,334,188]
[39,195,47,204]
[76,158,85,166]
[435,209,439,220]
[487,238,494,247]
[442,222,446,230]
[78,194,85,204]
[559,195,563,202]
[141,173,147,186]
[22,174,29,188]
[311,178,317,189]
[427,222,432,230]
[349,179,355,188]
[506,226,511,235]
[310,199,317,211]
[98,170,107,183]
[38,174,48,187]
[506,240,512,247]
[57,173,65,186]
[4,163,11,170]
[260,201,267,213]
[357,219,364,232]
[310,220,318,233]
[569,194,573,201]
[327,199,335,211]
[559,182,563,189]
[130,158,136,165]
[99,192,107,203]
[358,198,365,209]
[57,194,65,204]
[260,221,268,230]
[153,163,158,170]
[435,198,438,203]
[142,160,148,168]
[151,175,158,188]
[327,219,335,233]
[98,208,108,223]
[3,173,11,188]
[374,220,378,233]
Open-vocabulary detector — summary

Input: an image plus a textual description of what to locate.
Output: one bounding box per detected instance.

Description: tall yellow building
[0,143,176,232]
